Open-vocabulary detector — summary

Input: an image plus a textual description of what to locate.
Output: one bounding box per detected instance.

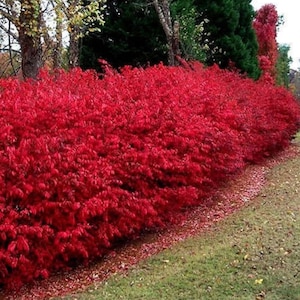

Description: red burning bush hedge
[0,63,299,289]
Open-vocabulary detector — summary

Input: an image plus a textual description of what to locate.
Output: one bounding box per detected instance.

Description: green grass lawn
[55,153,300,300]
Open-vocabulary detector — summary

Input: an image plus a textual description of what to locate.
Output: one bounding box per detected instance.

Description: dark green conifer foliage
[80,0,167,70]
[276,44,292,88]
[194,0,260,79]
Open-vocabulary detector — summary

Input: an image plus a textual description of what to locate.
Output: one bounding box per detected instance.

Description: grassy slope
[57,146,300,300]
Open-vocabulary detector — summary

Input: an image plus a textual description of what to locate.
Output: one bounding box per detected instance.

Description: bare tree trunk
[53,21,63,68]
[8,19,18,76]
[40,15,56,68]
[153,0,180,66]
[18,0,42,79]
[172,20,180,65]
[69,26,80,68]
[53,1,63,69]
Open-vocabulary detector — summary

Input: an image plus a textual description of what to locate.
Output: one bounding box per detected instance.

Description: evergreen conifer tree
[80,0,167,70]
[194,0,260,79]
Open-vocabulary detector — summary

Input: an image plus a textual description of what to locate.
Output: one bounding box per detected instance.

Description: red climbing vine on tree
[253,4,279,83]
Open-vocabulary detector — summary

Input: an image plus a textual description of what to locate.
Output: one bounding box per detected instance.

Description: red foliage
[253,4,279,83]
[0,63,299,290]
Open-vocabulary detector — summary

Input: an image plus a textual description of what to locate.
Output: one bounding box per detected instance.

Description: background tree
[0,0,106,78]
[0,9,21,77]
[194,0,260,79]
[276,44,292,88]
[152,0,181,65]
[0,50,20,77]
[80,0,209,69]
[289,69,300,99]
[234,0,260,78]
[80,0,167,70]
[60,0,106,68]
[0,0,43,79]
[253,4,278,83]
[171,0,206,62]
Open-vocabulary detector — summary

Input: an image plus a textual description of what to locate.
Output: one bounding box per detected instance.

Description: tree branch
[152,0,172,38]
[0,22,18,40]
[8,19,17,75]
[0,7,17,24]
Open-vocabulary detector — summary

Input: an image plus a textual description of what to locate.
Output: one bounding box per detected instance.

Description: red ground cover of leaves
[0,62,299,293]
